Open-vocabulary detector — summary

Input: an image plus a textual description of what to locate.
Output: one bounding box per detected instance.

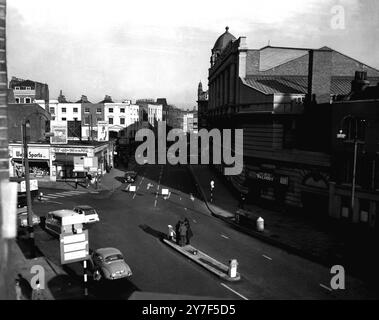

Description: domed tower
[198,81,203,100]
[211,27,236,66]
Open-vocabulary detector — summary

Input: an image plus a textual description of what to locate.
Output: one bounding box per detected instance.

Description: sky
[6,0,379,108]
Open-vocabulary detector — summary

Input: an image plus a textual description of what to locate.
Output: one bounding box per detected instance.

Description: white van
[45,209,83,236]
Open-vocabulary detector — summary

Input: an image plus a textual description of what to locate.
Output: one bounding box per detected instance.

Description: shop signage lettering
[256,172,274,182]
[13,148,49,160]
[52,147,92,154]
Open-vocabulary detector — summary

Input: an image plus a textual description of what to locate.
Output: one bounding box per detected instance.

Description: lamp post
[337,115,367,219]
[22,120,35,255]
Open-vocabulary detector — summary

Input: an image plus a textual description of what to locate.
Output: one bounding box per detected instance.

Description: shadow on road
[139,224,167,240]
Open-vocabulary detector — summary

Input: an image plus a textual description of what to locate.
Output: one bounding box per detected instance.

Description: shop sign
[12,147,49,160]
[52,147,93,155]
[256,172,275,182]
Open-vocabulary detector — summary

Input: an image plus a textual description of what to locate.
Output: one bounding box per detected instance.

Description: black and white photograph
[1,0,379,310]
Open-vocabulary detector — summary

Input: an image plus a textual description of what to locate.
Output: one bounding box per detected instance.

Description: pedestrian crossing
[41,190,99,200]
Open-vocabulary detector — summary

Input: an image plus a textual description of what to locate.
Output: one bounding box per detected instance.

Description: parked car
[44,209,83,236]
[17,206,40,228]
[90,247,132,280]
[124,171,137,183]
[73,205,100,224]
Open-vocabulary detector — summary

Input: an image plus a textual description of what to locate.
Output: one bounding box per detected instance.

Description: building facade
[9,77,49,104]
[206,27,379,217]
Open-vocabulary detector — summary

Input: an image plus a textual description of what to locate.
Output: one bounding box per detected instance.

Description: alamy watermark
[331,4,346,30]
[135,121,244,176]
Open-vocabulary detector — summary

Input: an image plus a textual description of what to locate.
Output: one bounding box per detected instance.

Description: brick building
[205,27,379,216]
[9,77,49,104]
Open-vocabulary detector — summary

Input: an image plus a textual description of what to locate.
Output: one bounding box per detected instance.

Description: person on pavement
[184,218,193,245]
[179,222,187,247]
[175,220,181,245]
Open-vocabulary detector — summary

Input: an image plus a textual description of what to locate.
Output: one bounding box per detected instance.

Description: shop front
[246,170,289,207]
[9,144,52,180]
[51,142,114,181]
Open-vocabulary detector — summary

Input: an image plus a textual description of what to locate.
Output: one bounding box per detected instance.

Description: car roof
[95,247,122,257]
[125,171,137,174]
[74,205,94,210]
[48,209,78,217]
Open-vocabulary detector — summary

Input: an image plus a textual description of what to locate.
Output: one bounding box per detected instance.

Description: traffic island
[162,238,241,282]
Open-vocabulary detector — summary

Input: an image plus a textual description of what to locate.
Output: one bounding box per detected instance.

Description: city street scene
[1,0,379,306]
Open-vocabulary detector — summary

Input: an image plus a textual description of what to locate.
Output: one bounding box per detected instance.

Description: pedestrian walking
[184,218,193,245]
[179,222,187,247]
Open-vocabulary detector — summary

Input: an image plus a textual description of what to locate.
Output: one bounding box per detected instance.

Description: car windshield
[104,254,123,263]
[83,209,97,216]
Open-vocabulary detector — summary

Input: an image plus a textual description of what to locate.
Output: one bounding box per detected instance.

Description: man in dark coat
[184,218,193,245]
[178,222,187,247]
[175,221,181,245]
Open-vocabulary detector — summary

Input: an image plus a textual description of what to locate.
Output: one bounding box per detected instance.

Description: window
[49,107,55,114]
[359,200,370,224]
[109,108,113,113]
[62,107,67,113]
[84,117,90,125]
[120,108,125,113]
[26,87,31,90]
[14,86,20,90]
[96,108,101,114]
[85,108,90,113]
[25,97,31,103]
[62,117,67,121]
[97,117,102,123]
[73,108,78,113]
[120,118,125,125]
[108,117,113,124]
[15,97,20,103]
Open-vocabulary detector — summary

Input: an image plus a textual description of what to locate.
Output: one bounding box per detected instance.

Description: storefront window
[359,200,370,224]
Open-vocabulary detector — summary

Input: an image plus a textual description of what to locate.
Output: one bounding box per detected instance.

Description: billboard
[97,121,109,141]
[50,121,68,144]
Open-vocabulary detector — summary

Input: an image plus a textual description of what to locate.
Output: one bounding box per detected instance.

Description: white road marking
[220,283,248,300]
[132,193,136,199]
[221,234,229,239]
[180,197,182,201]
[45,200,63,204]
[319,284,333,292]
[192,219,197,223]
[184,208,187,211]
[154,200,157,207]
[43,195,59,199]
[262,255,272,261]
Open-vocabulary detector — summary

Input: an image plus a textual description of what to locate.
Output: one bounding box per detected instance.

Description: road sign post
[210,180,215,203]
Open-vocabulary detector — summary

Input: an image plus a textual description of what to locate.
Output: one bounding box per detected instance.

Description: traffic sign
[60,230,90,265]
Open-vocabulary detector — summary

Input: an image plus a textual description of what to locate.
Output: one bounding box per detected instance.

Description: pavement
[13,239,87,300]
[162,237,241,282]
[188,164,379,286]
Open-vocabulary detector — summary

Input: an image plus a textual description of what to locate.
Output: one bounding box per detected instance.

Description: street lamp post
[22,120,35,255]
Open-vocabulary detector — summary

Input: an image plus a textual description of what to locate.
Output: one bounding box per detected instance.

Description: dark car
[124,171,137,183]
[91,247,132,280]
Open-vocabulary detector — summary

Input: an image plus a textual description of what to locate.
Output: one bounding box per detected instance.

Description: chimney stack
[351,71,370,93]
[307,49,333,104]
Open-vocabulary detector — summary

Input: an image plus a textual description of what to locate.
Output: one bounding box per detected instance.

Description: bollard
[256,217,264,232]
[228,259,238,278]
[38,192,43,201]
